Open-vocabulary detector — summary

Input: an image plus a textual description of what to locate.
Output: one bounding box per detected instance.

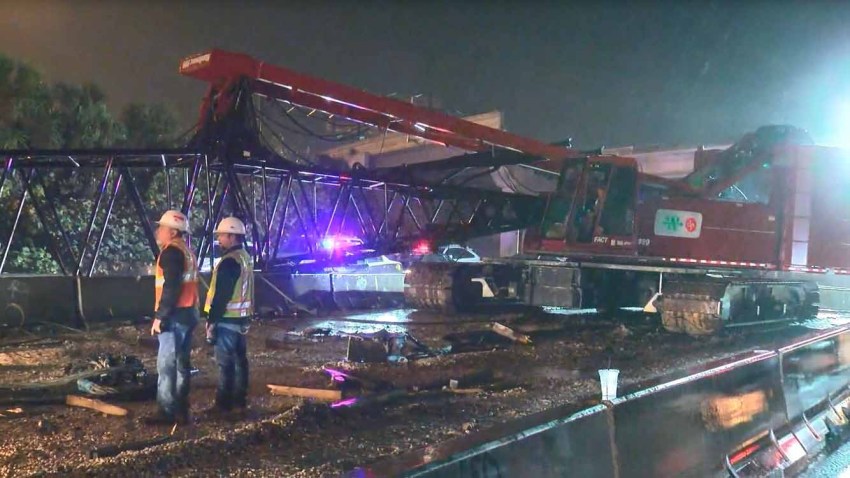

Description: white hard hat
[214,217,247,235]
[156,210,190,233]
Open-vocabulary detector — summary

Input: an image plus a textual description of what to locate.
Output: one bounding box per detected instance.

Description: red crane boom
[179,49,580,161]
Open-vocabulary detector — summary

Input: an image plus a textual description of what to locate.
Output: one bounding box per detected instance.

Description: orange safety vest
[154,238,199,311]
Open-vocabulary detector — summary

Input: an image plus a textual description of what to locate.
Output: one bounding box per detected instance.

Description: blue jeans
[156,310,197,417]
[214,323,249,409]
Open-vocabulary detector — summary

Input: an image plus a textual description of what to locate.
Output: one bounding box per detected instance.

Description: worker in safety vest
[145,210,199,426]
[204,217,254,415]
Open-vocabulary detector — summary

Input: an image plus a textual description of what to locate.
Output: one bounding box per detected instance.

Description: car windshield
[445,248,474,260]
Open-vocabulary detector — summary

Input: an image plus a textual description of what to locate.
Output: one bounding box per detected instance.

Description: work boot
[175,409,192,426]
[202,403,231,419]
[142,410,176,426]
[230,403,257,420]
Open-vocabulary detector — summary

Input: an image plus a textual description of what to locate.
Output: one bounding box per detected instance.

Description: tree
[0,54,180,275]
[52,83,125,148]
[0,56,58,148]
[120,103,178,148]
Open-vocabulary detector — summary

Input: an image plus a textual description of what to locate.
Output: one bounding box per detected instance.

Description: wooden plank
[266,385,342,401]
[491,323,532,344]
[448,388,484,395]
[0,407,25,419]
[65,395,128,416]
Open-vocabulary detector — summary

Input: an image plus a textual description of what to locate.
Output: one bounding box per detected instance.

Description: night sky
[1,0,850,149]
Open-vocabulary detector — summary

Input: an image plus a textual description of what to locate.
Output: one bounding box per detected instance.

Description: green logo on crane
[662,215,684,232]
[654,209,702,239]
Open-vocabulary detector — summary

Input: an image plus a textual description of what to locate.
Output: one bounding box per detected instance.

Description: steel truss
[0,104,542,276]
[0,51,550,276]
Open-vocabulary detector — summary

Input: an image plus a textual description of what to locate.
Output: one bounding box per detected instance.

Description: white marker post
[598,369,620,401]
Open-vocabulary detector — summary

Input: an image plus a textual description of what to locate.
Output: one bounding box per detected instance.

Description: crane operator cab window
[541,161,637,243]
[541,163,582,239]
[715,164,773,204]
[600,165,636,235]
[573,164,610,242]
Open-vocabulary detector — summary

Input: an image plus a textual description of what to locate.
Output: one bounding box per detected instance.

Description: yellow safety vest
[204,248,254,318]
[154,238,199,310]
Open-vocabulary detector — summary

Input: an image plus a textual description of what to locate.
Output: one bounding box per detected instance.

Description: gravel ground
[0,309,836,477]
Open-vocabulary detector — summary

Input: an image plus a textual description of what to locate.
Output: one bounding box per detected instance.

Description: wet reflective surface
[781,329,850,420]
[350,320,850,478]
[800,438,850,477]
[308,309,415,335]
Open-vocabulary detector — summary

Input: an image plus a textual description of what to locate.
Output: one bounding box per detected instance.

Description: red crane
[176,49,850,336]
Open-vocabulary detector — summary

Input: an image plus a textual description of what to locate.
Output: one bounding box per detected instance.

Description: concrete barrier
[779,327,850,421]
[351,328,850,478]
[612,352,786,477]
[357,404,616,478]
[0,275,76,327]
[0,270,405,327]
[79,276,155,323]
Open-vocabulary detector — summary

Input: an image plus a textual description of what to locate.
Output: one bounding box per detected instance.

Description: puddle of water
[541,307,597,316]
[309,320,408,336]
[796,313,850,330]
[331,309,415,323]
[309,309,415,335]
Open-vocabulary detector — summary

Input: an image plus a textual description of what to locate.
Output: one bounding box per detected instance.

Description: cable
[243,94,316,167]
[265,100,368,142]
[283,102,371,137]
[256,102,367,149]
[255,114,317,167]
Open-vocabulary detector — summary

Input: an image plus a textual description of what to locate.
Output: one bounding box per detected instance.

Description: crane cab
[530,155,640,257]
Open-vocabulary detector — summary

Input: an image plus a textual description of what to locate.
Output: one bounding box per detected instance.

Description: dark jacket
[156,246,198,327]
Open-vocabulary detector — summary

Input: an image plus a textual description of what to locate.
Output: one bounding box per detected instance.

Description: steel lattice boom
[0,50,550,275]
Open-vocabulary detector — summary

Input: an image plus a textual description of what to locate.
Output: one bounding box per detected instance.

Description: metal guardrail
[349,326,850,477]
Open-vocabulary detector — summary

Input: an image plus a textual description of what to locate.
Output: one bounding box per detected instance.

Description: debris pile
[0,353,153,409]
[265,364,521,414]
[66,353,148,396]
[343,322,531,364]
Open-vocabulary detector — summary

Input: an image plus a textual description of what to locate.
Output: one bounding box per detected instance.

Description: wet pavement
[800,441,850,477]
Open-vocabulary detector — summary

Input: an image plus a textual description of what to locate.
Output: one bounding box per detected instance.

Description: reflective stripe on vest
[155,272,194,288]
[204,248,254,318]
[154,238,199,310]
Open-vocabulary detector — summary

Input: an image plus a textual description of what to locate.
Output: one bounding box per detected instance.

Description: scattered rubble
[0,311,828,477]
[301,327,332,337]
[65,353,148,388]
[0,344,66,366]
[76,379,118,396]
[345,335,389,363]
[613,324,633,339]
[89,432,174,460]
[36,418,56,435]
[442,330,513,353]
